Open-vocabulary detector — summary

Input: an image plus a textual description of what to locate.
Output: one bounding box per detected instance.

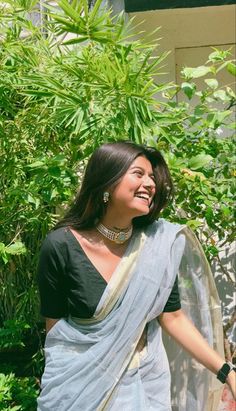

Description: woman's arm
[45,318,60,334]
[158,309,236,399]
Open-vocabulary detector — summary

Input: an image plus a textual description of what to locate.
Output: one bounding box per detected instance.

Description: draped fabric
[37,219,222,411]
[163,227,224,411]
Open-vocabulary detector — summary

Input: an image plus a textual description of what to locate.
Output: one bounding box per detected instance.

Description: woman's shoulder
[151,218,184,231]
[41,227,70,251]
[146,218,186,239]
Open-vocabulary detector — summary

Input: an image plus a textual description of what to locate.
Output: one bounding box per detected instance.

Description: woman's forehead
[129,156,153,171]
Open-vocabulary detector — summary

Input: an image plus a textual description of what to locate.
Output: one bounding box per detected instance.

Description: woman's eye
[134,171,143,176]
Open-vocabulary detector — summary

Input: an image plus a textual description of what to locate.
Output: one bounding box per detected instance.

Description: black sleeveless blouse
[37,227,181,319]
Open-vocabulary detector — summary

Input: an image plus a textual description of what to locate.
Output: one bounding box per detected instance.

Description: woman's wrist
[216,361,236,384]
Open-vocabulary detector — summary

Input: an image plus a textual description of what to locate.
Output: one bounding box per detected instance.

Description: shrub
[0,0,235,375]
[0,373,39,411]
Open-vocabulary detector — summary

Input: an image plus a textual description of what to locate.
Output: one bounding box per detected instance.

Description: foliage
[0,373,39,410]
[0,0,235,388]
[0,319,44,380]
[154,48,236,260]
[0,0,172,324]
[0,243,26,265]
[0,320,30,351]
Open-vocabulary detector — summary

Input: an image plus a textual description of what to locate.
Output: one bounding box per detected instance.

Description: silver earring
[103,192,110,203]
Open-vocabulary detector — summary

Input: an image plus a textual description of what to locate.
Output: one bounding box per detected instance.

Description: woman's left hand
[226,370,236,400]
[158,309,234,396]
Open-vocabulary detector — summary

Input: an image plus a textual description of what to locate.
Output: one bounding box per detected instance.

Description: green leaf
[58,0,82,23]
[0,243,8,264]
[50,188,59,200]
[205,207,214,223]
[204,78,218,89]
[227,122,236,130]
[194,105,206,116]
[213,90,229,101]
[227,62,236,76]
[226,86,236,99]
[27,194,36,204]
[62,36,89,45]
[181,82,196,99]
[221,205,231,216]
[207,245,219,256]
[188,154,213,170]
[0,242,6,253]
[207,110,231,127]
[5,242,27,255]
[89,0,104,21]
[186,220,203,230]
[75,110,84,133]
[182,65,212,79]
[208,49,230,62]
[48,166,61,177]
[27,161,45,168]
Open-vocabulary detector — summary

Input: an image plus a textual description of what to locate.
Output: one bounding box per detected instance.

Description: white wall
[129,5,236,85]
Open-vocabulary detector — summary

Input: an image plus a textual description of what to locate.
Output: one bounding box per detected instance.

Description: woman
[37,141,235,411]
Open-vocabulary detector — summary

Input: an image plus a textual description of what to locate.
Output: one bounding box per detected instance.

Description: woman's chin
[131,206,150,218]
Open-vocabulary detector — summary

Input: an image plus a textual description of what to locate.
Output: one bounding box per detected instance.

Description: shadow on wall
[212,245,236,350]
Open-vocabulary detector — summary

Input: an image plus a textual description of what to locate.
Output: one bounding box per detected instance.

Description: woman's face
[108,156,156,219]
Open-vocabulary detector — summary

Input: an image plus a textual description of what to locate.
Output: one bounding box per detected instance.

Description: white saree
[37,219,223,411]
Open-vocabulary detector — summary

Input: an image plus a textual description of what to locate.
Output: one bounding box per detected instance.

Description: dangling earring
[103,192,110,203]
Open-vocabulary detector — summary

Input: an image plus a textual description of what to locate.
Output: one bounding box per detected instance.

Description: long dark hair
[54,141,174,230]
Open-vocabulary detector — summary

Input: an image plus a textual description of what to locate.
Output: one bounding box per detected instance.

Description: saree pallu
[37,219,223,411]
[164,227,224,411]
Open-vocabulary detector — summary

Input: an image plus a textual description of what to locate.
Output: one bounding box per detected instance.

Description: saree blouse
[37,227,181,319]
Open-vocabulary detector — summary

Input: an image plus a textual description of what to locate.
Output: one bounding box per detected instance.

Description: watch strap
[217,361,236,383]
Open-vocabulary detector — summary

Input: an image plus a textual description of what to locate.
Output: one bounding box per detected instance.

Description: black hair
[54,141,174,230]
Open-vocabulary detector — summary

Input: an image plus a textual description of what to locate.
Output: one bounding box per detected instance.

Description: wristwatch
[217,361,236,383]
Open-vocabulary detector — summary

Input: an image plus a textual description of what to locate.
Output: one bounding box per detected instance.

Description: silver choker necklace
[96,223,133,244]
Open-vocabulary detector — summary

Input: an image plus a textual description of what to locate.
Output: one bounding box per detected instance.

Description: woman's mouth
[134,192,150,205]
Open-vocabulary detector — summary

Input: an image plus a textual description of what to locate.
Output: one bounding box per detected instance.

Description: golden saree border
[97,323,149,411]
[72,230,149,410]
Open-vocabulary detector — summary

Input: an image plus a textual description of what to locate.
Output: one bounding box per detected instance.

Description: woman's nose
[143,175,155,188]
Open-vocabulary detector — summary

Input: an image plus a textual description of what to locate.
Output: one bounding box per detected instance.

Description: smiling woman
[102,156,157,226]
[53,141,174,231]
[37,141,235,411]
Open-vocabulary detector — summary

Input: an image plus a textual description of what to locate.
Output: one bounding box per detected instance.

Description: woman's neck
[100,214,132,231]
